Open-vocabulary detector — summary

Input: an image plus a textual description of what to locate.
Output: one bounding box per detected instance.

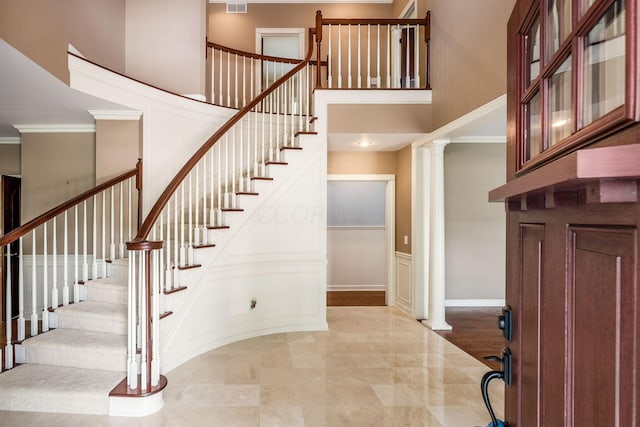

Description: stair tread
[56,301,127,319]
[85,277,127,289]
[0,364,123,415]
[23,328,126,352]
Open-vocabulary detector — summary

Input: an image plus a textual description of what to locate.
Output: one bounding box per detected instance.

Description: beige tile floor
[0,307,504,426]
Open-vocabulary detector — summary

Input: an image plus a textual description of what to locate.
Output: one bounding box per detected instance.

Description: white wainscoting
[394,252,412,316]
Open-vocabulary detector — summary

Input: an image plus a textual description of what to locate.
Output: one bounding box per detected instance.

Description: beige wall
[0,145,21,176]
[208,3,394,53]
[444,143,505,301]
[0,0,126,84]
[328,149,411,255]
[328,104,431,133]
[425,0,515,129]
[21,133,95,222]
[395,145,411,254]
[95,120,141,184]
[126,0,207,96]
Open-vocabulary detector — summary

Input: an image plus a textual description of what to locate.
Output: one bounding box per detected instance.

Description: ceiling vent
[226,3,247,13]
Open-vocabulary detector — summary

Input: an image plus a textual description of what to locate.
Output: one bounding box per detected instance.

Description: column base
[421,319,452,331]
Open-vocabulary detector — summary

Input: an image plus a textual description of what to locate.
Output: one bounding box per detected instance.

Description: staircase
[0,262,129,415]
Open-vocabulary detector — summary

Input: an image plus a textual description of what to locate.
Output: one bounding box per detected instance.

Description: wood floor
[435,306,505,370]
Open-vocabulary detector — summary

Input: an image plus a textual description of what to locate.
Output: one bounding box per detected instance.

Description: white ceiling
[0,39,128,139]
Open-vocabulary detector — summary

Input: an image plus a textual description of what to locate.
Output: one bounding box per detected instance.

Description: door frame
[327,174,396,306]
[255,28,306,59]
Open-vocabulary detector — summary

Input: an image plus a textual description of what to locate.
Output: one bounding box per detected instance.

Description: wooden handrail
[0,160,142,247]
[206,41,304,65]
[320,17,429,25]
[130,29,316,246]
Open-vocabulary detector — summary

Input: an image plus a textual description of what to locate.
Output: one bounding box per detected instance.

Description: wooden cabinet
[492,0,640,425]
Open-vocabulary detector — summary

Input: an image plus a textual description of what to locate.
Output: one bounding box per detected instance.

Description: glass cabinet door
[518,0,634,172]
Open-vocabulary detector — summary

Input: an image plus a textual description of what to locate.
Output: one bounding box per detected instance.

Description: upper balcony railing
[314,10,431,90]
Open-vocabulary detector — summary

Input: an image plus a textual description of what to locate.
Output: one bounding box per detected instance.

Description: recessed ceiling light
[356,140,373,147]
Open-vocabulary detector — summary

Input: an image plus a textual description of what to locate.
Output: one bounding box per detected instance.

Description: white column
[411,145,430,320]
[422,140,452,331]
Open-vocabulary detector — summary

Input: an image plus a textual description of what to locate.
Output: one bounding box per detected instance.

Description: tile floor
[0,307,504,426]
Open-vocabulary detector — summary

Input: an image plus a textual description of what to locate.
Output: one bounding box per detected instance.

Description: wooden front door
[2,175,21,320]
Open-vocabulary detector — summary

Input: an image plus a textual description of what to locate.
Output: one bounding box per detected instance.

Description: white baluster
[234,54,238,108]
[386,25,391,88]
[173,192,179,284]
[5,249,13,369]
[211,46,216,104]
[165,204,172,291]
[18,237,25,340]
[119,182,125,258]
[405,24,410,87]
[377,24,381,86]
[42,222,49,332]
[242,56,246,108]
[83,201,88,282]
[328,24,332,88]
[102,192,106,277]
[338,25,342,88]
[217,142,222,225]
[231,127,236,203]
[305,64,310,132]
[254,103,259,177]
[239,122,244,192]
[201,157,207,245]
[74,206,79,303]
[227,52,231,107]
[157,210,165,298]
[110,187,115,261]
[179,183,186,268]
[128,179,132,245]
[367,25,371,88]
[219,49,223,106]
[63,212,69,305]
[187,174,194,265]
[414,24,420,88]
[92,196,98,279]
[31,232,38,336]
[52,217,58,310]
[347,24,352,88]
[357,25,361,88]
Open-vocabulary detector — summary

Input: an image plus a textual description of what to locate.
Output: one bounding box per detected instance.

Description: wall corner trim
[89,110,143,121]
[13,124,96,134]
[0,137,21,144]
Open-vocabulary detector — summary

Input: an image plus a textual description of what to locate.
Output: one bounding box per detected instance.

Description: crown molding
[451,135,507,144]
[13,124,96,134]
[88,110,143,121]
[0,137,21,144]
[210,0,392,3]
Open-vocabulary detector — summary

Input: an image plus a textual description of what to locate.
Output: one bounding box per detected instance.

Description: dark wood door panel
[569,227,637,427]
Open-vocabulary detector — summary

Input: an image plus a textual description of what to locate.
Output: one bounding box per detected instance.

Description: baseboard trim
[445,299,505,307]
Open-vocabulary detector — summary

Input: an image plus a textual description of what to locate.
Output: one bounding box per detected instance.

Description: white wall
[444,143,505,304]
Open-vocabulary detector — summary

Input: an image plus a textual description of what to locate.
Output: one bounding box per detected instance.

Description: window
[518,0,635,172]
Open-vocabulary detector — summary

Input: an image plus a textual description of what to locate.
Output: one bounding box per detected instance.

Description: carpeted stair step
[0,364,124,415]
[54,301,127,335]
[85,277,127,305]
[20,328,126,372]
[109,258,128,282]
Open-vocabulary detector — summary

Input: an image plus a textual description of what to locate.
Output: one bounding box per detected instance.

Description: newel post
[315,10,323,88]
[425,11,431,90]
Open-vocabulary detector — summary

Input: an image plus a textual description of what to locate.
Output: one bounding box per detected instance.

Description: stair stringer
[158,132,328,373]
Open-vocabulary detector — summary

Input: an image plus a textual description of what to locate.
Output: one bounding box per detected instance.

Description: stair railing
[207,40,325,110]
[314,10,431,89]
[126,28,317,393]
[0,161,142,370]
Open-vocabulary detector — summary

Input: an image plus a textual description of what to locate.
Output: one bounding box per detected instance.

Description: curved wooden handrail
[0,161,142,247]
[207,41,304,65]
[130,29,317,246]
